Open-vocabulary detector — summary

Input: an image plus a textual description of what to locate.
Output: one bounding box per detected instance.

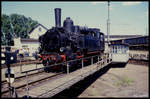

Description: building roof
[105,35,143,38]
[29,24,48,34]
[110,35,148,41]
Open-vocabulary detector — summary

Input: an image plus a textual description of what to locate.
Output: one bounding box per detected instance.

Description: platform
[18,56,112,97]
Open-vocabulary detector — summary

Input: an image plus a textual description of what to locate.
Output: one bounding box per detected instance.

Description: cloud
[122,2,142,6]
[91,2,106,5]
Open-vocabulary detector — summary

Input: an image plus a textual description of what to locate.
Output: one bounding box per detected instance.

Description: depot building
[13,24,48,56]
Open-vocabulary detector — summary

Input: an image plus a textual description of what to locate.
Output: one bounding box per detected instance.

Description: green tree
[1,14,39,46]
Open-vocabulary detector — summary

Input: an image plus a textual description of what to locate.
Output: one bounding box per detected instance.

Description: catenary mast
[107,1,110,43]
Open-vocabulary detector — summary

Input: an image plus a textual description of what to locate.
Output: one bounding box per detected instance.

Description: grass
[116,76,134,87]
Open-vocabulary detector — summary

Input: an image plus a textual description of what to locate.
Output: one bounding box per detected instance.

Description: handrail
[21,54,107,74]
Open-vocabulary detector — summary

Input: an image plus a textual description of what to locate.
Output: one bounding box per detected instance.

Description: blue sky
[1,1,149,36]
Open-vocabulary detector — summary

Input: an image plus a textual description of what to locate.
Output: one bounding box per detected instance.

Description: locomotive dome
[63,17,74,32]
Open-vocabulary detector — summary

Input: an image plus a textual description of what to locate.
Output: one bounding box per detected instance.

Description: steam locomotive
[39,8,105,71]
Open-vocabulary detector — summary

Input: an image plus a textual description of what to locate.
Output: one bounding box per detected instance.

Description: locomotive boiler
[39,8,105,71]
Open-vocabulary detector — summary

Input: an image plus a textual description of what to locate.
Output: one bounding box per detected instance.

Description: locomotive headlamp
[60,47,65,52]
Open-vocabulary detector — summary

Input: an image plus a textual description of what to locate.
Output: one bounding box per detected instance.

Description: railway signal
[1,49,17,65]
[1,47,18,84]
[3,47,18,97]
[5,68,15,83]
[5,68,18,98]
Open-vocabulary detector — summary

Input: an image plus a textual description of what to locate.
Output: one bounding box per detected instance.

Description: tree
[1,14,39,46]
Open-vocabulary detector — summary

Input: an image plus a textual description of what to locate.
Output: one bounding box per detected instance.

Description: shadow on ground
[110,62,128,68]
[52,62,127,98]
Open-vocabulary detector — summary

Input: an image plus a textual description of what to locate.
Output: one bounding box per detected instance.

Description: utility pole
[107,1,110,43]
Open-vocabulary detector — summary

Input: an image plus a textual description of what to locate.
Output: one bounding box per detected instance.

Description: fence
[20,53,111,97]
[129,53,149,61]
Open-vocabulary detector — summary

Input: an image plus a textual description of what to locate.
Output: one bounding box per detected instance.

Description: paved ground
[78,63,149,98]
[54,62,148,98]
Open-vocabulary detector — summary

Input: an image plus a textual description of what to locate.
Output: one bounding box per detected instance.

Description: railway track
[1,71,64,97]
[2,70,44,84]
[1,60,41,69]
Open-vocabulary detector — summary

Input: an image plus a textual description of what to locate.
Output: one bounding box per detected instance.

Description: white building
[13,24,48,56]
[29,24,48,39]
[110,44,129,64]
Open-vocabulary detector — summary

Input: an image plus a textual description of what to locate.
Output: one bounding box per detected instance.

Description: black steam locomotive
[39,8,105,70]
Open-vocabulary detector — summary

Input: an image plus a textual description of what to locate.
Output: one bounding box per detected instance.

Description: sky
[1,1,149,36]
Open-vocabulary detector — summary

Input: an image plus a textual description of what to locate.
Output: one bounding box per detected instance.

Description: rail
[39,53,112,97]
[4,53,111,98]
[23,53,111,97]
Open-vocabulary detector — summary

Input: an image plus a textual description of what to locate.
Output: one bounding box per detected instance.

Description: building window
[39,27,41,32]
[22,45,28,47]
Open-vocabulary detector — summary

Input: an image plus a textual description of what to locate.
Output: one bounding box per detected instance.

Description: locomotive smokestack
[55,8,61,27]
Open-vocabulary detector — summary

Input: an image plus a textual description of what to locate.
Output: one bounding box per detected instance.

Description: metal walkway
[18,53,112,97]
